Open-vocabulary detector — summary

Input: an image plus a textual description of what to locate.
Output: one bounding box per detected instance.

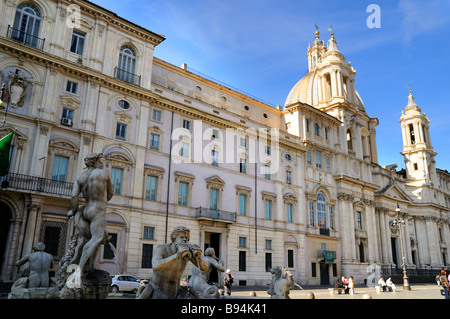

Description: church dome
[284,30,366,112]
[284,70,366,112]
[285,71,318,107]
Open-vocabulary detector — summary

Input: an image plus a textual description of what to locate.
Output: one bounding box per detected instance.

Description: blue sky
[91,0,450,172]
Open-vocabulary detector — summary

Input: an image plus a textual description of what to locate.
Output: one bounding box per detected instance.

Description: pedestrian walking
[223,269,234,296]
[440,270,450,299]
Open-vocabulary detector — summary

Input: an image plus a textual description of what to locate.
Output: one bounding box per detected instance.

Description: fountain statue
[267,266,294,299]
[188,247,225,298]
[137,226,209,299]
[57,153,114,299]
[8,242,59,299]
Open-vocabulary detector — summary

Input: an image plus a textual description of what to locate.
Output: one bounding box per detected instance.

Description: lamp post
[393,203,411,291]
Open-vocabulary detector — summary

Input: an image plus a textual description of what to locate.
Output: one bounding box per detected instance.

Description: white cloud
[398,0,450,43]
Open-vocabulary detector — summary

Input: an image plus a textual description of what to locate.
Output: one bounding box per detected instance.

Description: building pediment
[205,175,225,189]
[375,182,412,202]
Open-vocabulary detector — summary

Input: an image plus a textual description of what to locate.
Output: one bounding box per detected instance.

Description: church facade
[0,0,449,287]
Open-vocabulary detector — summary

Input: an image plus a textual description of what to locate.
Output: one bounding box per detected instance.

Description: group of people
[335,276,355,294]
[377,277,397,292]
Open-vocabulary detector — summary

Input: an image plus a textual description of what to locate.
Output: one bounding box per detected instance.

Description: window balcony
[114,67,141,86]
[0,173,74,197]
[319,227,330,236]
[6,25,45,50]
[196,207,236,223]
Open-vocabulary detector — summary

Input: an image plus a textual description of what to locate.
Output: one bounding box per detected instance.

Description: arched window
[117,45,137,84]
[317,193,327,229]
[346,129,353,151]
[12,3,42,47]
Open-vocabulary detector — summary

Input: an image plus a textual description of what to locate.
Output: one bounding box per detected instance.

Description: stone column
[21,198,42,258]
[338,193,355,262]
[403,215,413,266]
[365,200,378,263]
[378,208,390,264]
[425,216,440,267]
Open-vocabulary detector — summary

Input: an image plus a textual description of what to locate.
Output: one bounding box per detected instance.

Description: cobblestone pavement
[229,283,445,299]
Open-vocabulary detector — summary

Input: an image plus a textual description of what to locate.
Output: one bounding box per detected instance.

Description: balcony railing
[0,173,74,197]
[6,25,45,50]
[319,227,330,236]
[114,67,141,86]
[196,207,237,223]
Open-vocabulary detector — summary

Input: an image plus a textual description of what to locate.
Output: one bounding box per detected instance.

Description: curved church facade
[0,0,449,287]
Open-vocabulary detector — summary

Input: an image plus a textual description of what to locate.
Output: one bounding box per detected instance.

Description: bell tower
[399,90,437,185]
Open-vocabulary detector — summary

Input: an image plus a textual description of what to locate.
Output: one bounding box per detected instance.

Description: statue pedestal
[60,269,111,299]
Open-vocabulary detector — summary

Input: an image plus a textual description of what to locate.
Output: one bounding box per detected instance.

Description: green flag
[0,132,13,176]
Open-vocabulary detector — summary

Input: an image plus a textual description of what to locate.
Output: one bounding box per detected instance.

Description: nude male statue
[137,226,209,299]
[15,242,53,288]
[67,153,113,275]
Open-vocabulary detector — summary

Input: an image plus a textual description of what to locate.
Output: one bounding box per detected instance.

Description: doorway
[0,202,12,274]
[320,263,329,285]
[204,232,221,283]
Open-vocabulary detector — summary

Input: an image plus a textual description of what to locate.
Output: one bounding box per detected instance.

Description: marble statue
[9,242,59,299]
[137,226,209,299]
[67,152,113,274]
[188,247,225,299]
[58,153,113,299]
[267,266,294,299]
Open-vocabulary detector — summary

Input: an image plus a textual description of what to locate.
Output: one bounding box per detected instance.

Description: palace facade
[0,0,449,287]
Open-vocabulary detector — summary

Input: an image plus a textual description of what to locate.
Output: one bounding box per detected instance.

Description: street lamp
[392,203,411,291]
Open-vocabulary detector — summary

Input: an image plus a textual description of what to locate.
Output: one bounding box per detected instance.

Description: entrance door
[204,232,221,283]
[320,263,329,285]
[0,202,12,273]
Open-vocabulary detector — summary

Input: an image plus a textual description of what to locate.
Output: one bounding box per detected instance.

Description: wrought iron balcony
[0,173,73,197]
[114,67,141,86]
[196,207,236,223]
[319,227,330,236]
[6,25,45,50]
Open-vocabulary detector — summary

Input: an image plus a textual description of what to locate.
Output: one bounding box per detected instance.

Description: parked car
[111,275,141,293]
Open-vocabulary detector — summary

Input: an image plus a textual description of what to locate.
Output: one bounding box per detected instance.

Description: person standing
[343,277,349,294]
[348,276,355,295]
[223,269,234,296]
[440,270,450,299]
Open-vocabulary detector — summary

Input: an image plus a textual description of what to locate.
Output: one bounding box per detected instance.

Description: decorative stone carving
[137,226,208,299]
[267,266,294,299]
[338,192,354,202]
[5,71,33,108]
[187,247,225,299]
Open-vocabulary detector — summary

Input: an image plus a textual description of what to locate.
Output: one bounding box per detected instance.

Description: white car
[111,275,141,293]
